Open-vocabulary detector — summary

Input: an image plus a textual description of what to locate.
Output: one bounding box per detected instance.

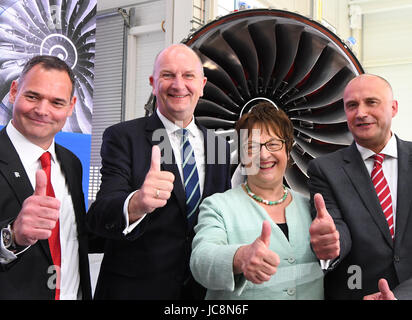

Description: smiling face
[344,74,398,153]
[9,64,76,149]
[245,125,289,189]
[150,45,207,127]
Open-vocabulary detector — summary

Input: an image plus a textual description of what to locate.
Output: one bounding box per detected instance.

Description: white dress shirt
[122,109,205,234]
[0,121,81,299]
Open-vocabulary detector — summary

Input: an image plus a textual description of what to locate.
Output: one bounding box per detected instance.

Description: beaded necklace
[244,181,288,205]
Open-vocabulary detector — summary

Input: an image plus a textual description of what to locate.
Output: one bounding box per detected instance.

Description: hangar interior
[88,0,412,293]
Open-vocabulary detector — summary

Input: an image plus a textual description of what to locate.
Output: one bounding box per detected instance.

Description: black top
[277,223,289,240]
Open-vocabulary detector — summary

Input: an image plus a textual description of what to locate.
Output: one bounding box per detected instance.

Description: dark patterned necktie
[181,129,201,227]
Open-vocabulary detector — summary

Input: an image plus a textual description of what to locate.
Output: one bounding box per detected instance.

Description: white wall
[361,6,412,141]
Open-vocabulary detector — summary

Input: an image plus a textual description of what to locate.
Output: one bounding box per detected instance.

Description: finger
[150,145,161,172]
[260,220,271,247]
[378,278,395,300]
[311,231,340,246]
[145,198,168,212]
[255,270,271,283]
[155,190,172,201]
[259,260,278,275]
[36,206,60,221]
[34,169,47,196]
[147,171,175,185]
[363,293,379,300]
[314,193,329,220]
[263,251,280,268]
[33,216,59,230]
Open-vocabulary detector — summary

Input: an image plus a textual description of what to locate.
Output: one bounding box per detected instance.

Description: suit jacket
[190,186,324,300]
[307,137,412,300]
[87,112,232,299]
[0,128,92,300]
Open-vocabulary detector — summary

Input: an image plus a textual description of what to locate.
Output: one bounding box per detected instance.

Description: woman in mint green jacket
[190,102,323,300]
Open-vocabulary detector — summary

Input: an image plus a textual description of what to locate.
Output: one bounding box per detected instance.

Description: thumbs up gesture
[363,279,396,300]
[233,221,280,284]
[309,193,340,260]
[12,169,61,247]
[128,145,175,223]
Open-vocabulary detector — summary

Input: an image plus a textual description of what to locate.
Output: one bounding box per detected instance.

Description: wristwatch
[1,225,15,250]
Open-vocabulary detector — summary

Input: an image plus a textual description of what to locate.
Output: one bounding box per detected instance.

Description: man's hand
[363,279,396,300]
[12,169,61,246]
[309,193,340,260]
[233,220,280,284]
[128,145,175,223]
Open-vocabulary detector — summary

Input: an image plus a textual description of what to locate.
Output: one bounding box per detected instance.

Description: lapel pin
[14,172,20,178]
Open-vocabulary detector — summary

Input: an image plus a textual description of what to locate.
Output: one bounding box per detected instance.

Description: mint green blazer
[190,185,324,300]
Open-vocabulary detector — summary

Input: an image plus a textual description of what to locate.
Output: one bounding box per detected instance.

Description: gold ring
[155,189,160,198]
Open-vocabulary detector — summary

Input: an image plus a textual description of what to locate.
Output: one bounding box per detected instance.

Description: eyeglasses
[247,139,285,154]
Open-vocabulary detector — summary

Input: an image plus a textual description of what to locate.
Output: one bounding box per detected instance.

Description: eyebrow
[24,90,68,104]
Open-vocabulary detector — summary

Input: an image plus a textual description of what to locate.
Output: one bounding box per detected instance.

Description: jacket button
[394,255,400,262]
[105,223,115,230]
[287,257,296,264]
[287,288,296,296]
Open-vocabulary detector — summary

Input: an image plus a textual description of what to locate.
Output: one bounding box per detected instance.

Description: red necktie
[40,152,61,300]
[371,153,394,239]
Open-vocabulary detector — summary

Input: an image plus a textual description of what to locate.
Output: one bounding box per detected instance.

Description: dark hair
[20,55,76,98]
[235,102,294,162]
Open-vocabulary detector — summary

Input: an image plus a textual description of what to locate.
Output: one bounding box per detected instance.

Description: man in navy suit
[87,44,231,299]
[308,74,412,299]
[0,55,92,299]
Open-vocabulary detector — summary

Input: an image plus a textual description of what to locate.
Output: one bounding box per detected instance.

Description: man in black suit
[87,44,231,299]
[308,74,412,299]
[0,55,92,299]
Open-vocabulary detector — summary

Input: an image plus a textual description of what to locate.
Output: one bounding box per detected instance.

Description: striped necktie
[181,128,201,227]
[371,153,394,239]
[39,152,61,299]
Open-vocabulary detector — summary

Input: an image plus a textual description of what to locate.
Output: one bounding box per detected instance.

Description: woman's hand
[233,220,280,284]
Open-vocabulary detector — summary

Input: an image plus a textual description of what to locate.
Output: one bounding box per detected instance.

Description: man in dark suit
[87,44,231,299]
[308,74,412,299]
[0,55,92,299]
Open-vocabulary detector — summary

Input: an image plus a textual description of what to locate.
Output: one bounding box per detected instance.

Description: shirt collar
[6,120,57,167]
[356,133,398,161]
[156,108,197,137]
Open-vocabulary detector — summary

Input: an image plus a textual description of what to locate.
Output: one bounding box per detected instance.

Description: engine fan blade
[198,30,250,99]
[196,99,238,120]
[202,82,240,112]
[272,23,304,93]
[196,116,235,130]
[294,123,353,145]
[290,100,346,124]
[280,31,329,98]
[285,46,350,103]
[248,19,277,93]
[285,164,309,197]
[294,135,346,158]
[195,49,245,104]
[222,21,259,95]
[288,67,356,111]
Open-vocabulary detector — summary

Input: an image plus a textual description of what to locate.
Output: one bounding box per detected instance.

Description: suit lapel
[199,124,212,200]
[55,145,83,226]
[0,128,34,213]
[145,113,186,214]
[0,128,53,262]
[342,143,394,247]
[394,137,412,246]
